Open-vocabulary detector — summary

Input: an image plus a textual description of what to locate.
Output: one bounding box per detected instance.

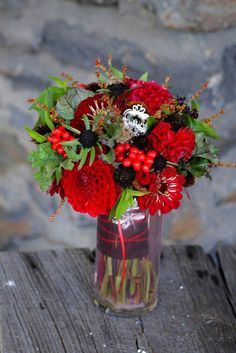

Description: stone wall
[0,0,236,252]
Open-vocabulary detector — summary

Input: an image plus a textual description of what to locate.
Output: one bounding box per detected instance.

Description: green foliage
[100,149,115,164]
[185,116,221,140]
[110,66,123,79]
[83,114,91,130]
[187,158,210,177]
[30,86,65,130]
[28,142,63,191]
[56,88,94,120]
[139,72,149,81]
[24,126,47,143]
[48,75,68,91]
[190,99,200,111]
[147,116,156,130]
[109,188,149,220]
[62,124,81,135]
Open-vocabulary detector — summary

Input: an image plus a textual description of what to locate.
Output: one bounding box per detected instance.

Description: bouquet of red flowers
[26,59,221,220]
[26,58,224,315]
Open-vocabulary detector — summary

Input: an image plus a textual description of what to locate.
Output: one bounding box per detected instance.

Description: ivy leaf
[185,116,221,140]
[100,149,115,164]
[24,126,47,143]
[28,142,62,191]
[139,72,149,81]
[56,88,94,120]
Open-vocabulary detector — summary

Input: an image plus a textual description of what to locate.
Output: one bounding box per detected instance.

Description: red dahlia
[71,94,104,132]
[148,122,195,163]
[123,79,173,115]
[61,160,120,217]
[138,167,185,215]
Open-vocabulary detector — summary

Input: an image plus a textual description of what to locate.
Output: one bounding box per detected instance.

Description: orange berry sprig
[47,126,75,158]
[115,143,157,173]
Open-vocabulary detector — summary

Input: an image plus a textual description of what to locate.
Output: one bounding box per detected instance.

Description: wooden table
[0,245,235,353]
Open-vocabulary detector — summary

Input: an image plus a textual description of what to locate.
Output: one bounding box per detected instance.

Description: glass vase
[94,207,163,317]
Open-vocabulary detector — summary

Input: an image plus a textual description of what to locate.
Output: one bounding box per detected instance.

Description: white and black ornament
[122,104,149,136]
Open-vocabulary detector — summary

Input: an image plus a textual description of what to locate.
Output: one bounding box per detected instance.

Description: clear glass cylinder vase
[94,207,163,317]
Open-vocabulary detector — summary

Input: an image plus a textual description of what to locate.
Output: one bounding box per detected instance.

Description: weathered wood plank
[217,244,236,313]
[0,246,235,353]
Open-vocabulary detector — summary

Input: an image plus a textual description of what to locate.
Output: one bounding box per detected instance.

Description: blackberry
[108,83,129,96]
[79,130,98,148]
[165,113,186,132]
[113,166,136,188]
[153,155,167,172]
[132,135,148,150]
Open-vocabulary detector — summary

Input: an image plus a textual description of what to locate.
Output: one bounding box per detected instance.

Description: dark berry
[132,135,148,150]
[176,95,186,105]
[153,155,167,172]
[183,105,191,114]
[184,172,196,187]
[108,83,129,96]
[165,113,187,132]
[79,130,98,148]
[189,109,199,119]
[113,166,136,188]
[85,82,101,92]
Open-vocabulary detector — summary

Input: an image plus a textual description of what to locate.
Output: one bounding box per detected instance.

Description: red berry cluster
[48,126,74,158]
[115,143,157,172]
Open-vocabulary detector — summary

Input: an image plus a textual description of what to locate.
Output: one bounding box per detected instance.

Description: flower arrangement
[26,58,222,220]
[25,57,228,314]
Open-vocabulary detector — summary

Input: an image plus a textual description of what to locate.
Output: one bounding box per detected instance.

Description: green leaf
[65,149,81,162]
[83,114,91,130]
[27,142,62,191]
[78,148,89,169]
[56,88,94,120]
[62,124,81,135]
[110,66,123,79]
[60,140,80,147]
[126,189,149,197]
[147,116,156,130]
[89,147,96,166]
[62,159,74,170]
[24,126,47,143]
[55,166,62,184]
[115,191,134,220]
[139,72,149,82]
[100,149,115,164]
[190,99,200,111]
[49,76,68,90]
[185,116,221,140]
[44,114,55,131]
[97,142,103,151]
[188,157,210,177]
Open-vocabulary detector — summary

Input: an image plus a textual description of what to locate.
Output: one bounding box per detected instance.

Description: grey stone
[221,44,236,102]
[0,0,28,11]
[0,131,27,174]
[75,0,117,5]
[154,0,236,31]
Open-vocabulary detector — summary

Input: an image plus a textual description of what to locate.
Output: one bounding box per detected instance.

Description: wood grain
[0,246,235,353]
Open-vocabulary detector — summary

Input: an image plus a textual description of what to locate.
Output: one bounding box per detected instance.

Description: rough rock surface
[0,0,236,252]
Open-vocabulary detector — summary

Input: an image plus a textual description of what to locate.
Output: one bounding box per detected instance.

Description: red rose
[123,79,173,115]
[148,122,195,163]
[138,167,185,215]
[61,160,120,217]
